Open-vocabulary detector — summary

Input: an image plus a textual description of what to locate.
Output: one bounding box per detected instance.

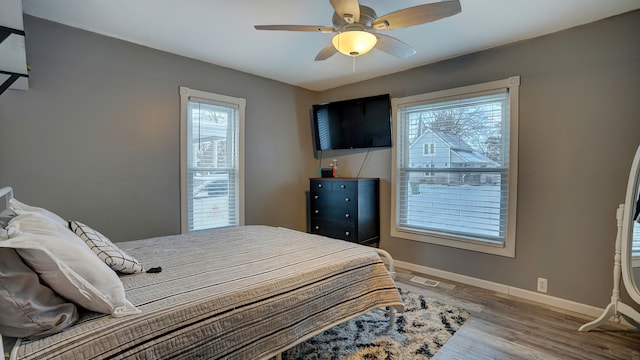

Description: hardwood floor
[394,269,640,360]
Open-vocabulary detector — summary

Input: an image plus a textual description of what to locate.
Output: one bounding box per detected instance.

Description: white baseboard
[395,260,606,320]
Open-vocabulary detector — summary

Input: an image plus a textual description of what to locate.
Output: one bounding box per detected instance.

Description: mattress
[8,225,403,359]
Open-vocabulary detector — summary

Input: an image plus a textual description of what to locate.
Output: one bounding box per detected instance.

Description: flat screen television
[312,94,392,151]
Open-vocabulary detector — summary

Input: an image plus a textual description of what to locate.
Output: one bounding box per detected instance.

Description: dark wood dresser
[308,177,380,247]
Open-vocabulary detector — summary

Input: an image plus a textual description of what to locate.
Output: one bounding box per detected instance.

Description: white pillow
[3,213,140,317]
[0,248,79,338]
[8,198,67,226]
[69,221,144,274]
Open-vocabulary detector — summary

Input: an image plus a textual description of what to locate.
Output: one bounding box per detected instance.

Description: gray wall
[0,16,318,241]
[1,11,639,309]
[320,10,640,307]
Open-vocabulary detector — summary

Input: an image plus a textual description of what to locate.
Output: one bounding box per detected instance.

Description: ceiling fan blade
[374,33,416,59]
[254,25,335,33]
[329,0,360,24]
[315,43,338,61]
[371,0,461,30]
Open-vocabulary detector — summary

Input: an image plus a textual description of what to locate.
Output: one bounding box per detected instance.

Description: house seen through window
[179,87,245,232]
[391,77,519,257]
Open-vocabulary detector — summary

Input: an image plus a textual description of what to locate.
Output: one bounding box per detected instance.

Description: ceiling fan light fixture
[331,30,377,57]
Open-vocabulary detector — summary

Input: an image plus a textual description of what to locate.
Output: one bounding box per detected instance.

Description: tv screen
[312,94,392,151]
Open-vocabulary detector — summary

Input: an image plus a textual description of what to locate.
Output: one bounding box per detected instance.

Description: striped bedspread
[9,225,403,359]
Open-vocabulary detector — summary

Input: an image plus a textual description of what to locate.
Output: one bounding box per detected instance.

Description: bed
[0,187,403,359]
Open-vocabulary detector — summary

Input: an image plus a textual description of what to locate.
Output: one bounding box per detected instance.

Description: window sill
[391,226,515,257]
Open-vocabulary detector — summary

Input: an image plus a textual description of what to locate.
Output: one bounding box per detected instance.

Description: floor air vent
[410,276,440,287]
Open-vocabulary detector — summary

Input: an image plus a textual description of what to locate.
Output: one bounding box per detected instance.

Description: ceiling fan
[254,0,461,61]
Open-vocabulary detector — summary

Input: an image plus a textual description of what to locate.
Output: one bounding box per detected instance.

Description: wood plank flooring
[394,269,640,360]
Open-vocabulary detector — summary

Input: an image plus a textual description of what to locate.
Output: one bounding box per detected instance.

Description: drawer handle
[315,225,320,230]
[317,183,323,188]
[345,198,351,202]
[345,213,350,218]
[340,184,346,189]
[314,195,319,199]
[345,231,350,236]
[315,210,319,214]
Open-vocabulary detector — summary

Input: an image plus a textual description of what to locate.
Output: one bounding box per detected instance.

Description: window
[424,163,435,177]
[423,143,436,156]
[391,77,519,257]
[179,87,245,232]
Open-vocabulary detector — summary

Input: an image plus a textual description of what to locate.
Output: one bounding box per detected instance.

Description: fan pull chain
[352,56,356,73]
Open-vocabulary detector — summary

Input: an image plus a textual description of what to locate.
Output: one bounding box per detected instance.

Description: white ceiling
[22,0,640,91]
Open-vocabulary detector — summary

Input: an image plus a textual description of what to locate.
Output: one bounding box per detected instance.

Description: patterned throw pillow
[69,221,144,274]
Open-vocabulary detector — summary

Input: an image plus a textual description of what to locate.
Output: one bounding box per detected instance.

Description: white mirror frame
[579,145,640,331]
[621,145,640,306]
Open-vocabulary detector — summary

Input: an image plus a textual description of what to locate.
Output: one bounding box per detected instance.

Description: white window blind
[633,225,640,267]
[392,77,519,256]
[315,105,332,150]
[180,87,245,232]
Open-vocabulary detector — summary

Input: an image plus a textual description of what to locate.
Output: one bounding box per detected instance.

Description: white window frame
[179,86,245,233]
[391,76,519,257]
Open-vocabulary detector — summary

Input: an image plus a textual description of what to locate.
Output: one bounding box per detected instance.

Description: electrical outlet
[537,277,548,293]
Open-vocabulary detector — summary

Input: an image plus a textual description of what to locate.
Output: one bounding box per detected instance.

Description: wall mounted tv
[312,94,392,151]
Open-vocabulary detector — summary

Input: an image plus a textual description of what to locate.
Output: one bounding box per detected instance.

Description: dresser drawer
[310,219,356,242]
[331,181,357,192]
[310,179,357,193]
[310,179,332,192]
[310,203,355,221]
[310,191,356,208]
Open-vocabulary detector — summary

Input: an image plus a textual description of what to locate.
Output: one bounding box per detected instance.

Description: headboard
[0,186,13,212]
[0,187,13,355]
